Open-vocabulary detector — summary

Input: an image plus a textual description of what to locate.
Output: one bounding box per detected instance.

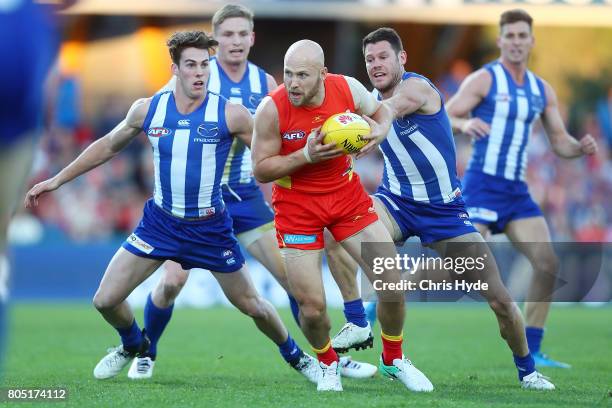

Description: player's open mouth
[193,81,204,88]
[372,72,386,78]
[289,91,301,98]
[229,49,243,56]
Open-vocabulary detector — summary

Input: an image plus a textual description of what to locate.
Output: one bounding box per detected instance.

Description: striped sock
[381,331,403,366]
[312,339,339,366]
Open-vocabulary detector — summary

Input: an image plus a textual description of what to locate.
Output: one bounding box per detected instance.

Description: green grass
[2,304,611,407]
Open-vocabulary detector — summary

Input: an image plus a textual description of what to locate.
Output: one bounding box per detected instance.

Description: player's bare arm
[540,80,598,158]
[344,76,393,157]
[266,73,278,91]
[24,98,150,208]
[251,97,341,183]
[446,69,492,139]
[384,76,441,117]
[226,102,254,147]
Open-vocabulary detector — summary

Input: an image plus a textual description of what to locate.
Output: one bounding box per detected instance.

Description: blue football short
[223,184,274,235]
[122,199,245,272]
[462,170,543,234]
[374,186,477,244]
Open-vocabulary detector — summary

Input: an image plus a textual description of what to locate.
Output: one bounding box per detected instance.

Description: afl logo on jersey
[147,127,172,137]
[282,130,306,141]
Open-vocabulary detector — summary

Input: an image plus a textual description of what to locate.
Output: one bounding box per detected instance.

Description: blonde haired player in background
[446,9,597,369]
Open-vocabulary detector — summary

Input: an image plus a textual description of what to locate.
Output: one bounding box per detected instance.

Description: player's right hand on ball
[461,118,490,139]
[24,178,60,208]
[304,127,343,163]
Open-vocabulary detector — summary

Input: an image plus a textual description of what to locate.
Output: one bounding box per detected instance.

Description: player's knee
[234,294,268,319]
[488,299,516,321]
[161,273,188,299]
[533,253,559,277]
[92,290,118,312]
[376,287,405,304]
[298,298,327,323]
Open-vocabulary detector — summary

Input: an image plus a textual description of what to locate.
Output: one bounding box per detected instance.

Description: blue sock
[513,353,536,381]
[525,326,544,354]
[287,294,300,327]
[116,319,142,352]
[144,293,174,358]
[343,298,368,328]
[278,334,303,366]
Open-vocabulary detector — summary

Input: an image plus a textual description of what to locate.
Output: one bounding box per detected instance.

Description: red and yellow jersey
[270,74,359,193]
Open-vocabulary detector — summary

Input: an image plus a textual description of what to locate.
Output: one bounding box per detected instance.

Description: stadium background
[2,1,611,406]
[9,0,611,305]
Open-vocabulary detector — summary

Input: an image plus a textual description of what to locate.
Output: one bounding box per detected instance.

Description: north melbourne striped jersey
[468,60,547,181]
[142,91,232,218]
[377,72,462,204]
[207,57,269,195]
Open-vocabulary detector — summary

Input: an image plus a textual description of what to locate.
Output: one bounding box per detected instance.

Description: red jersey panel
[270,74,358,193]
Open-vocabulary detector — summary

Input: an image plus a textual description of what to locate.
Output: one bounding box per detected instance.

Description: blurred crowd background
[4,0,611,303]
[7,3,612,243]
[14,52,612,244]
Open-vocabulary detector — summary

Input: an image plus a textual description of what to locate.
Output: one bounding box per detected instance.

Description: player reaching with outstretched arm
[252,39,433,392]
[446,9,597,368]
[324,27,555,390]
[24,31,309,382]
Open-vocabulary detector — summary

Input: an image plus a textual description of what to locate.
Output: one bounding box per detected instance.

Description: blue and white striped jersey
[377,72,462,204]
[468,60,547,181]
[142,91,232,218]
[207,57,269,196]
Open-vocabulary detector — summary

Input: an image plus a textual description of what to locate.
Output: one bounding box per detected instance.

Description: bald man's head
[284,40,325,68]
[283,40,328,107]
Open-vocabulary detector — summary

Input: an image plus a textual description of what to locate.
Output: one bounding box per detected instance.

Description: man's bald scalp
[285,39,325,68]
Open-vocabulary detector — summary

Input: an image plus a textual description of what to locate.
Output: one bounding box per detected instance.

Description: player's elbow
[252,161,274,183]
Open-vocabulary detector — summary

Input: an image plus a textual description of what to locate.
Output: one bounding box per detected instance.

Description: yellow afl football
[321,112,370,154]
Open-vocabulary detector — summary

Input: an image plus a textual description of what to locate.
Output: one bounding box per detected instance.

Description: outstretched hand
[24,178,60,208]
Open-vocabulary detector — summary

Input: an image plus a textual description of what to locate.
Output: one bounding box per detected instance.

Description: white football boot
[331,322,373,353]
[379,356,434,392]
[339,356,377,379]
[128,356,155,380]
[521,371,556,390]
[93,345,135,379]
[317,361,342,392]
[292,352,320,383]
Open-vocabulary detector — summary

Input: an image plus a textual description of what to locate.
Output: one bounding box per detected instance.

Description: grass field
[2,304,611,407]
